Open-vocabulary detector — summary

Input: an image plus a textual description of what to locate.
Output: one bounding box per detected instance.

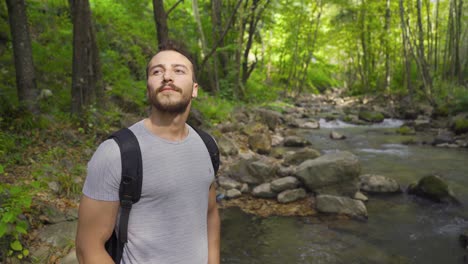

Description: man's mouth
[158,84,180,93]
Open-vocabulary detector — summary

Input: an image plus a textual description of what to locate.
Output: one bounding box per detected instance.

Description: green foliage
[192,90,234,125]
[0,179,40,261]
[358,110,385,123]
[453,118,468,135]
[396,126,416,135]
[245,71,282,102]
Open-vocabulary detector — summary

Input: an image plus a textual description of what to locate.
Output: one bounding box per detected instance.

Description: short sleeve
[82,139,121,201]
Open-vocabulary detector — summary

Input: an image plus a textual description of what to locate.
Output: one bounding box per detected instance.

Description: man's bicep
[76,195,119,245]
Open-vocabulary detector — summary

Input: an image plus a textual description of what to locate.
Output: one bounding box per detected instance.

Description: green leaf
[22,249,29,256]
[0,222,7,237]
[3,212,15,223]
[10,186,22,195]
[10,240,23,251]
[15,225,27,235]
[31,181,40,189]
[0,164,4,174]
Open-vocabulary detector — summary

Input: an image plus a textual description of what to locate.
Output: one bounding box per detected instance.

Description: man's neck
[144,108,191,142]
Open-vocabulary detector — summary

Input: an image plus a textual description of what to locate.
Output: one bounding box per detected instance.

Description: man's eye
[175,69,186,74]
[153,70,162,75]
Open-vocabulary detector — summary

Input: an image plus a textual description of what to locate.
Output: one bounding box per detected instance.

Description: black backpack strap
[108,128,143,244]
[190,126,220,175]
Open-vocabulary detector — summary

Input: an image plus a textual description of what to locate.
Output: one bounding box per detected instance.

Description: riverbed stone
[330,130,346,140]
[218,135,239,156]
[243,122,268,136]
[278,166,296,177]
[277,188,307,203]
[283,136,311,147]
[296,151,361,197]
[218,176,242,190]
[227,157,259,184]
[316,194,368,218]
[38,221,77,248]
[354,191,368,202]
[300,120,320,129]
[271,176,300,192]
[254,108,282,131]
[271,134,284,146]
[248,133,272,154]
[240,183,249,193]
[226,189,242,199]
[359,174,401,193]
[283,148,321,166]
[252,183,277,198]
[407,175,459,204]
[414,116,431,131]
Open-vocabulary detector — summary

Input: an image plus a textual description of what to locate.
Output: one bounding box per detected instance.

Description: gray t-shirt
[83,120,214,264]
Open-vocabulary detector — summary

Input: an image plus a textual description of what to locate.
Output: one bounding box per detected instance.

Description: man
[76,40,220,264]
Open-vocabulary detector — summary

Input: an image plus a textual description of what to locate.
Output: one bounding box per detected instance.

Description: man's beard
[149,83,192,114]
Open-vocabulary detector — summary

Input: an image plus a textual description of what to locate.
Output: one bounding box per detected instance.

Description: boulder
[240,183,249,193]
[283,136,311,147]
[227,157,258,184]
[255,108,282,131]
[218,176,242,190]
[354,191,368,202]
[283,148,321,166]
[270,147,287,159]
[359,174,401,193]
[271,134,284,146]
[277,188,307,203]
[218,135,239,156]
[270,176,300,192]
[243,122,269,137]
[252,183,277,198]
[277,166,296,177]
[316,194,368,219]
[299,120,320,129]
[38,221,77,248]
[296,151,361,197]
[226,189,242,199]
[358,110,385,123]
[247,160,278,183]
[407,175,459,204]
[248,133,272,154]
[330,131,346,140]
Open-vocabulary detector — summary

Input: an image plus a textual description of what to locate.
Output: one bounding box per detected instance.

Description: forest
[0,0,467,262]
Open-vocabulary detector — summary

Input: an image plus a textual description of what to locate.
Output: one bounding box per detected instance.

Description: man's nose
[163,70,173,81]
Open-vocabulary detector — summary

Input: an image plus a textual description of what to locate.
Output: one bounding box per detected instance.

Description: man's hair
[146,40,197,82]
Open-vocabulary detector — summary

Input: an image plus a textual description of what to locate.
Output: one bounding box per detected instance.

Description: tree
[71,0,101,114]
[6,0,39,113]
[152,0,169,45]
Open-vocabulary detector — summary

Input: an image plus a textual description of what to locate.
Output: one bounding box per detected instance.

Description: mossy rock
[358,110,385,123]
[396,126,416,135]
[407,175,459,204]
[453,118,468,134]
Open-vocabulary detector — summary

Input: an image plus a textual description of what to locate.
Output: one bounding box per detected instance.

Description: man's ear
[192,83,199,98]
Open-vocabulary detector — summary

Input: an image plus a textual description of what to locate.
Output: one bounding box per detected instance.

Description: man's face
[146,50,198,114]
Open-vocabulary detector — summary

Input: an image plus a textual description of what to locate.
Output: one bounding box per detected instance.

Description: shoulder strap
[108,128,143,244]
[190,126,220,175]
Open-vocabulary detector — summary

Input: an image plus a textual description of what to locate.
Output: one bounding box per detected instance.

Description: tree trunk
[6,0,39,114]
[152,0,169,45]
[211,0,228,76]
[384,0,391,92]
[416,0,435,105]
[71,0,99,114]
[399,0,413,101]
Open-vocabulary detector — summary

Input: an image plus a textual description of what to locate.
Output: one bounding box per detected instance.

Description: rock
[226,189,242,199]
[48,181,61,194]
[300,120,320,129]
[354,191,368,202]
[270,147,286,159]
[285,117,300,128]
[247,160,278,183]
[38,221,77,248]
[218,176,242,190]
[227,157,258,184]
[359,174,401,193]
[255,108,282,131]
[65,208,79,221]
[358,110,385,123]
[316,194,368,219]
[271,134,284,146]
[231,107,250,123]
[61,249,78,264]
[218,135,239,156]
[460,229,468,249]
[296,151,361,197]
[278,166,296,177]
[330,131,346,140]
[407,175,459,204]
[277,188,307,203]
[414,116,431,131]
[396,126,416,135]
[217,122,239,133]
[243,122,269,136]
[248,133,272,154]
[271,176,300,192]
[283,148,321,166]
[29,245,50,264]
[41,204,67,224]
[283,136,310,147]
[252,183,277,198]
[240,183,249,193]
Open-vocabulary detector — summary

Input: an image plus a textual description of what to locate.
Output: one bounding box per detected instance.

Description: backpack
[104,126,220,263]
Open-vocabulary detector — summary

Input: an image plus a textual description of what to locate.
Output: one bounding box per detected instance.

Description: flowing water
[221,119,468,264]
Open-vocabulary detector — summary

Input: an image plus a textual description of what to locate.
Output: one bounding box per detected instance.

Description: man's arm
[76,195,119,264]
[207,183,220,264]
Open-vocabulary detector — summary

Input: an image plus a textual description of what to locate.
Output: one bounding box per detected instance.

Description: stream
[220,119,468,264]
